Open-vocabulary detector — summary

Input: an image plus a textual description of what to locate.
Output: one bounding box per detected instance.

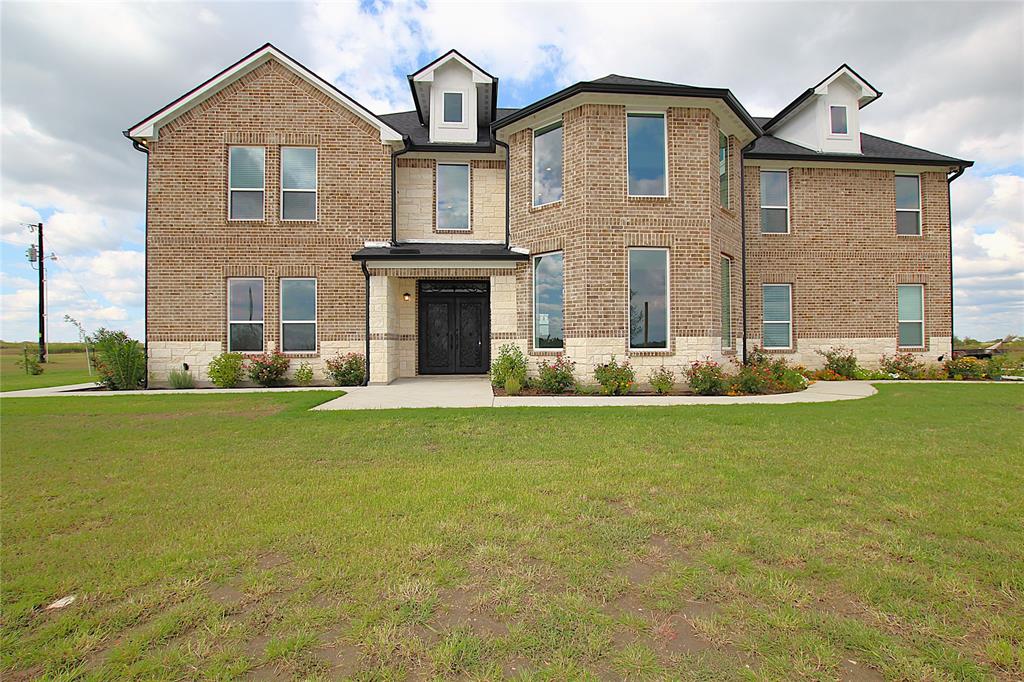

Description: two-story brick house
[126,44,971,386]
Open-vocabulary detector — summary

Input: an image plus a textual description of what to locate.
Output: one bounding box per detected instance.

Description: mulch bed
[491,385,801,397]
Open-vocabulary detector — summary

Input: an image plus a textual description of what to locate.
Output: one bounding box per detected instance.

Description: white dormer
[766,65,880,154]
[408,50,497,144]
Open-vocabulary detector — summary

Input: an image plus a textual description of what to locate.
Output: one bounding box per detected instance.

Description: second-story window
[229,146,265,220]
[760,170,789,233]
[896,175,921,235]
[719,131,729,208]
[442,91,463,124]
[829,105,848,135]
[436,163,470,230]
[533,120,563,207]
[627,112,667,197]
[281,147,317,221]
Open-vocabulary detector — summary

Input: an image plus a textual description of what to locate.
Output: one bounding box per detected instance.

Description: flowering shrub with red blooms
[246,350,290,387]
[811,368,847,382]
[879,352,925,379]
[325,353,366,386]
[538,354,576,393]
[593,356,636,395]
[687,359,727,395]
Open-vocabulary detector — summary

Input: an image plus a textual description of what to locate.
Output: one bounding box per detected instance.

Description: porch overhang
[352,243,528,269]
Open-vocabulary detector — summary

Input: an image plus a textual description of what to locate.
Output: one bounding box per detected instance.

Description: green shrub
[537,354,576,393]
[246,350,290,387]
[504,376,522,395]
[16,353,43,376]
[853,367,891,380]
[984,357,1005,380]
[207,352,245,388]
[294,361,314,386]
[778,368,809,392]
[168,368,195,389]
[325,352,365,386]
[489,343,527,388]
[593,356,635,395]
[650,366,675,395]
[89,328,146,390]
[816,346,860,379]
[687,359,727,396]
[944,356,985,380]
[879,352,924,379]
[731,363,772,394]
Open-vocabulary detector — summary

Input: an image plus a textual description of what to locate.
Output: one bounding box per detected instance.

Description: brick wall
[395,158,505,241]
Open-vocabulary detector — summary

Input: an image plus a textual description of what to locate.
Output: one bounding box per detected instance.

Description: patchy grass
[0,350,94,392]
[1,385,1022,680]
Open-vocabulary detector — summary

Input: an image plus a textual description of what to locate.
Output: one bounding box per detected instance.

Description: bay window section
[436,163,470,230]
[533,252,564,349]
[281,147,317,220]
[760,170,789,233]
[896,175,921,235]
[629,248,669,349]
[228,147,265,220]
[719,131,729,208]
[762,284,792,349]
[627,113,667,196]
[280,278,317,352]
[533,121,563,206]
[897,284,924,348]
[227,278,264,352]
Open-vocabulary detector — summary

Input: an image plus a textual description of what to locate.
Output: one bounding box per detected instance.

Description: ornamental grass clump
[325,352,366,386]
[294,361,314,386]
[687,359,727,396]
[207,352,245,388]
[593,357,635,395]
[537,354,576,393]
[246,350,290,387]
[89,328,146,390]
[649,366,675,395]
[168,368,195,389]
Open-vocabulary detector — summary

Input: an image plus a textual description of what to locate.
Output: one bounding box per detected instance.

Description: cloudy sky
[1,0,1021,343]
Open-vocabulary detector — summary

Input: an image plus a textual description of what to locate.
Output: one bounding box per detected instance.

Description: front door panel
[418,282,489,374]
[420,299,454,373]
[456,298,487,373]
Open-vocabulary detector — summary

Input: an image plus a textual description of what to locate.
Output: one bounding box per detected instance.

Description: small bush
[984,357,1007,380]
[246,350,290,387]
[778,367,808,392]
[879,352,924,379]
[89,328,146,390]
[17,354,43,376]
[650,366,675,395]
[853,367,891,380]
[207,352,245,388]
[922,364,947,380]
[504,376,522,395]
[593,357,635,395]
[294,361,314,386]
[489,344,527,388]
[168,368,195,389]
[687,359,727,396]
[816,346,860,379]
[812,368,847,382]
[731,363,773,394]
[537,354,576,393]
[944,356,985,380]
[325,352,365,386]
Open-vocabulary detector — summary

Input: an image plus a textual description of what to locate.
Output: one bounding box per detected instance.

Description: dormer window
[442,91,464,124]
[829,105,848,136]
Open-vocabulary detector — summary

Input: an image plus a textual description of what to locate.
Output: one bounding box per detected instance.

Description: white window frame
[439,90,467,127]
[227,146,265,222]
[626,111,669,198]
[895,174,922,237]
[435,161,472,231]
[721,255,733,350]
[828,104,850,137]
[760,169,790,234]
[532,251,564,350]
[532,118,564,208]
[897,284,925,349]
[279,277,317,354]
[627,247,671,351]
[280,147,318,222]
[762,283,792,350]
[227,277,265,352]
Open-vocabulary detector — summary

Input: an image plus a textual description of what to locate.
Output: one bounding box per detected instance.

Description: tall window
[280,278,317,352]
[721,256,732,350]
[533,252,564,348]
[896,175,921,235]
[762,284,792,349]
[442,92,463,123]
[760,170,789,233]
[533,121,564,206]
[436,163,470,230]
[229,147,265,220]
[897,284,924,348]
[228,278,264,351]
[281,147,317,221]
[829,105,848,135]
[627,113,667,196]
[629,248,669,349]
[719,131,729,208]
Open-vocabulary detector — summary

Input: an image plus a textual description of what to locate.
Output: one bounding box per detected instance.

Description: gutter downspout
[946,165,966,358]
[494,138,511,249]
[125,132,150,384]
[740,144,750,364]
[361,259,371,386]
[391,136,412,245]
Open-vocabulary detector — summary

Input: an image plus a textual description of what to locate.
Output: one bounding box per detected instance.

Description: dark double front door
[418,281,490,374]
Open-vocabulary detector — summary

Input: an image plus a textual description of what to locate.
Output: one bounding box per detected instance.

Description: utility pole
[25,222,50,364]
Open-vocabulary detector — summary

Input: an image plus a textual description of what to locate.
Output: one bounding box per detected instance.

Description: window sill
[628,349,673,356]
[719,206,736,217]
[896,233,923,237]
[435,228,472,234]
[761,347,793,354]
[282,352,319,358]
[759,231,791,236]
[530,200,562,213]
[531,349,563,356]
[627,195,670,202]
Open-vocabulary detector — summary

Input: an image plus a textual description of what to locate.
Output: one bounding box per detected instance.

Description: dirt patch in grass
[434,586,509,638]
[839,657,885,681]
[312,627,361,677]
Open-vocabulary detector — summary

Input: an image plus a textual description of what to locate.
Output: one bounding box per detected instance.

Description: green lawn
[0,350,95,392]
[1,385,1022,680]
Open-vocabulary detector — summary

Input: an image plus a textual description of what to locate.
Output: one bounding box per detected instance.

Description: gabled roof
[761,64,881,132]
[407,49,498,126]
[125,43,403,144]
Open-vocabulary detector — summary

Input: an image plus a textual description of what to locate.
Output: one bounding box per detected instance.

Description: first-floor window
[629,248,669,349]
[762,284,792,349]
[228,278,264,351]
[281,278,317,352]
[721,256,732,349]
[533,251,564,348]
[897,284,924,347]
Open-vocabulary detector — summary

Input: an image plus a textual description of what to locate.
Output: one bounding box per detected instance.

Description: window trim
[626,111,669,198]
[532,118,564,208]
[828,104,850,137]
[439,90,467,127]
[759,169,790,234]
[279,146,318,222]
[227,146,265,222]
[897,284,925,349]
[761,283,792,350]
[721,255,733,350]
[226,277,265,353]
[895,173,922,237]
[532,250,564,350]
[435,161,472,231]
[627,247,671,351]
[719,131,730,209]
[279,277,317,354]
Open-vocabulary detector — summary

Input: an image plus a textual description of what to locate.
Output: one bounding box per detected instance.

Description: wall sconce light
[403,292,411,302]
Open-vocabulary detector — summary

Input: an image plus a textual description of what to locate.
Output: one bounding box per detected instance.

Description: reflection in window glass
[629,249,668,349]
[228,278,264,352]
[760,170,789,233]
[534,252,564,348]
[533,121,563,206]
[281,278,316,352]
[229,147,265,220]
[627,113,667,196]
[896,175,921,235]
[437,164,470,229]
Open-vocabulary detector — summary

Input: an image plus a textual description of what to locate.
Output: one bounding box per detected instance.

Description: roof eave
[744,151,973,168]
